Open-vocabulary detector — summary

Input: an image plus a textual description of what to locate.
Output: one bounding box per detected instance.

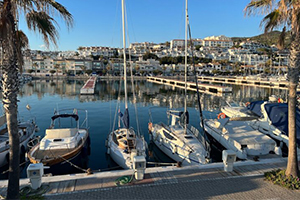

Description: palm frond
[35,0,73,29]
[260,9,283,32]
[26,10,59,47]
[244,0,275,16]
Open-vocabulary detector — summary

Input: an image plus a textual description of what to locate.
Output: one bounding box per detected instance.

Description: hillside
[231,31,291,48]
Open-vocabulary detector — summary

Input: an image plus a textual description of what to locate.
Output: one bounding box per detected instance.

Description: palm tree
[245,0,299,178]
[0,1,73,199]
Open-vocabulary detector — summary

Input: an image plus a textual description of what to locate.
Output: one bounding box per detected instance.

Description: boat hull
[0,121,36,168]
[28,132,90,176]
[149,124,208,166]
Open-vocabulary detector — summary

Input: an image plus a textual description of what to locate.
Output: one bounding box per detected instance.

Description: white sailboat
[106,0,146,169]
[148,0,210,166]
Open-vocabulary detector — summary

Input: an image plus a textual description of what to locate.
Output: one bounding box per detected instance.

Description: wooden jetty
[197,76,300,91]
[147,77,232,96]
[80,77,97,95]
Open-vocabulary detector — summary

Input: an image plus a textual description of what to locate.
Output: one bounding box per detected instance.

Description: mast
[122,0,128,110]
[184,0,188,132]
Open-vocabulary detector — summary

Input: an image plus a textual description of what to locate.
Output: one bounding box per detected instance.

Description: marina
[0,77,294,177]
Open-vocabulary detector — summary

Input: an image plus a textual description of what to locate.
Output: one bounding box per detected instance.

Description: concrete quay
[1,157,300,199]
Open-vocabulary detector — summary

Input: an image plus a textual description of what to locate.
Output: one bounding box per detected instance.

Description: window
[163,130,175,140]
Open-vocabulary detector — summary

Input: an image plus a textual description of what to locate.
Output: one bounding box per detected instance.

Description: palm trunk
[285,32,300,178]
[2,1,21,199]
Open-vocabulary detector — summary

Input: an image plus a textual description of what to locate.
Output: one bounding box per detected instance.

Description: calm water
[0,78,289,178]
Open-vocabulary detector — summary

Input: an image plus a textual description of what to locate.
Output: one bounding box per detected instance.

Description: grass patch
[264,169,300,190]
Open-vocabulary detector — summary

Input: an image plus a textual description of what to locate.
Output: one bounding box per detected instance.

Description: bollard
[222,150,236,172]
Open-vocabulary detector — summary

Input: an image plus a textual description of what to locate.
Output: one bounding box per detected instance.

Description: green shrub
[264,169,300,190]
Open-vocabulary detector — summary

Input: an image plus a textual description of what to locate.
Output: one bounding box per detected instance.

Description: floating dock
[147,77,232,96]
[80,77,97,95]
[197,76,300,91]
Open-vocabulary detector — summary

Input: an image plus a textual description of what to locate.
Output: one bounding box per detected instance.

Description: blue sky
[19,0,265,51]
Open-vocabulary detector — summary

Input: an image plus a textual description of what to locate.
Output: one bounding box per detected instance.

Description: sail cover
[119,108,130,129]
[264,103,300,145]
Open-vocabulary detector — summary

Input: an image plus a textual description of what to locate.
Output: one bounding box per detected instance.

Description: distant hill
[231,31,291,48]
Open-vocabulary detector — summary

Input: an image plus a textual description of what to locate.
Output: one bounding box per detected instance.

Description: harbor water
[0,78,289,178]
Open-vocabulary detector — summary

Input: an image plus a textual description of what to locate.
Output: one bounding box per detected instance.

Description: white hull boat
[203,117,281,160]
[149,113,210,165]
[106,0,147,170]
[0,114,38,168]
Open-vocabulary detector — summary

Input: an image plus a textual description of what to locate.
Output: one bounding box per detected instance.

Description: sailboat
[106,0,146,169]
[148,0,210,166]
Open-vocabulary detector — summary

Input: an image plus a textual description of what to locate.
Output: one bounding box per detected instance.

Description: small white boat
[203,117,281,160]
[220,101,255,118]
[149,110,210,165]
[0,114,38,168]
[106,0,147,169]
[28,109,90,175]
[107,127,146,169]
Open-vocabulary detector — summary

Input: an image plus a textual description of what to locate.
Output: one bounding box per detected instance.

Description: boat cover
[264,103,300,145]
[51,114,79,121]
[248,101,264,117]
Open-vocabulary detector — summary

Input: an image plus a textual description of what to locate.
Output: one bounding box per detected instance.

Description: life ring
[148,122,153,131]
[245,102,250,107]
[217,113,226,119]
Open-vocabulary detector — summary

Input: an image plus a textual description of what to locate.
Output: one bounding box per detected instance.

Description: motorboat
[149,110,210,165]
[106,0,147,169]
[221,96,281,119]
[203,117,281,160]
[0,114,38,168]
[250,102,300,154]
[220,101,256,118]
[27,109,90,175]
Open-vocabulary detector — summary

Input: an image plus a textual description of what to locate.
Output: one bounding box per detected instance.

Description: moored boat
[203,117,282,160]
[27,109,90,175]
[149,110,210,165]
[0,114,38,168]
[106,0,147,170]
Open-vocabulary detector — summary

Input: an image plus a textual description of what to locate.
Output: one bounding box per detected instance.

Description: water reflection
[5,78,288,178]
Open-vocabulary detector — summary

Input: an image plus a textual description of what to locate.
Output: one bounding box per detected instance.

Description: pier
[80,77,97,95]
[0,157,299,199]
[197,76,300,91]
[147,77,232,96]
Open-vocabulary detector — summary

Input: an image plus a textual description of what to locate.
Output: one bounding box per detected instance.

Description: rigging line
[111,0,121,46]
[177,0,186,40]
[124,1,137,43]
[126,5,141,137]
[112,77,123,132]
[187,20,209,147]
[122,0,128,110]
[184,0,188,135]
